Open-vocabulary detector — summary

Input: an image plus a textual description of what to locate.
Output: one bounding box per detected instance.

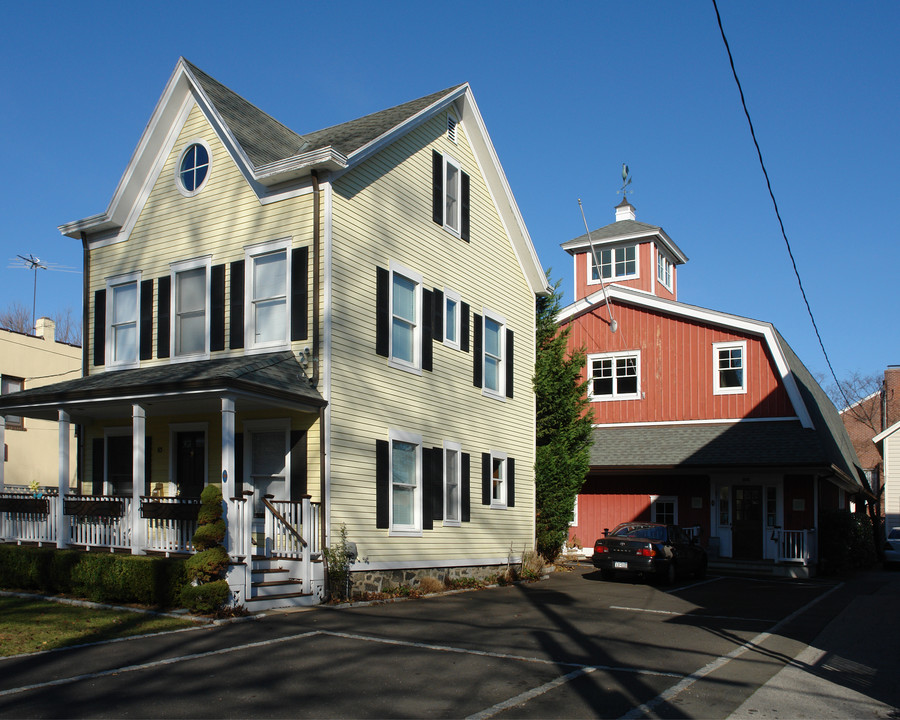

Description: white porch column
[56,410,71,549]
[221,395,236,555]
[132,404,146,555]
[0,415,5,492]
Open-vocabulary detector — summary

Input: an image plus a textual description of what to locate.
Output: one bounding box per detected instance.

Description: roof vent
[447,115,458,144]
[615,198,636,222]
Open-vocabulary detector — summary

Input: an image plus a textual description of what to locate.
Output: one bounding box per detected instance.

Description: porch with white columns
[132,404,146,554]
[0,415,5,491]
[55,410,70,549]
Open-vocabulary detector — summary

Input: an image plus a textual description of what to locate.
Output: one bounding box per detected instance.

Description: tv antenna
[8,254,79,333]
[577,199,618,333]
[618,163,632,198]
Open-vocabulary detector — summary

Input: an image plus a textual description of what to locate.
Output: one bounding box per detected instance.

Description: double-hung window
[651,495,677,524]
[1,376,23,430]
[657,251,673,291]
[588,351,640,400]
[443,156,462,235]
[482,310,506,399]
[390,429,421,535]
[590,244,637,283]
[245,239,290,351]
[106,272,140,368]
[444,441,461,525]
[443,288,461,350]
[389,262,422,373]
[713,341,747,394]
[490,451,507,508]
[171,257,211,359]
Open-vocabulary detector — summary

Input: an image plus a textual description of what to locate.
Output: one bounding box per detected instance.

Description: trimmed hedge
[818,510,876,575]
[0,544,186,607]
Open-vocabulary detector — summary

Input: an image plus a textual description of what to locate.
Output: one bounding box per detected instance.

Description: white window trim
[175,138,212,198]
[388,261,423,375]
[389,428,422,536]
[587,350,641,402]
[105,271,142,370]
[482,308,506,401]
[443,288,461,351]
[1,376,24,429]
[244,238,291,353]
[243,418,291,507]
[587,243,639,286]
[570,495,579,527]
[490,450,508,509]
[713,340,748,395]
[657,249,673,292]
[168,422,209,498]
[443,154,462,237]
[650,495,678,524]
[170,256,212,362]
[443,440,462,526]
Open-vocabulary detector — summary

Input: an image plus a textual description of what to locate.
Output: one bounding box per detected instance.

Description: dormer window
[590,245,637,283]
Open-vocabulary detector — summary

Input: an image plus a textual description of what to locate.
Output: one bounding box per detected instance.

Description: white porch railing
[66,495,132,551]
[141,497,200,554]
[776,529,816,564]
[0,493,59,545]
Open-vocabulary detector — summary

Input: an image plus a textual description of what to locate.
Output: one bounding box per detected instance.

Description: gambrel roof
[59,58,549,295]
[558,284,864,490]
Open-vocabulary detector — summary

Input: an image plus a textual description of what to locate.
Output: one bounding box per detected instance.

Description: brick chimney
[35,317,55,342]
[885,366,900,429]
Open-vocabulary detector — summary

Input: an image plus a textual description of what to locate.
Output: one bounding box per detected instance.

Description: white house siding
[328,112,536,566]
[84,103,322,499]
[885,432,900,530]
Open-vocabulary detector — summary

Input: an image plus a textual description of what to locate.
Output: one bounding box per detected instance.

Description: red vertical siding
[573,244,658,300]
[783,474,815,529]
[565,302,794,423]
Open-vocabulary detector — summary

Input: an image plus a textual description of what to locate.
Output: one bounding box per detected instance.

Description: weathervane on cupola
[618,163,632,198]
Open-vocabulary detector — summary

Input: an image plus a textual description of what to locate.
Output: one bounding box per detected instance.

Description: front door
[246,425,289,554]
[175,431,205,498]
[732,486,763,560]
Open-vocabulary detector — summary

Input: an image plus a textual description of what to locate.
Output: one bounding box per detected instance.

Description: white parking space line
[465,666,598,720]
[617,582,844,719]
[0,631,320,698]
[666,576,724,592]
[610,605,775,624]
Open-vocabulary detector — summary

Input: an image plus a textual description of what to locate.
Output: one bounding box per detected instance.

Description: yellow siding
[329,113,536,563]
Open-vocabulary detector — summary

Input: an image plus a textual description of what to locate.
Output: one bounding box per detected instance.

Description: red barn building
[560,199,864,576]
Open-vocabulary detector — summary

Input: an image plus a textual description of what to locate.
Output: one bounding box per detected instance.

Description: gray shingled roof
[184,59,464,168]
[0,351,325,410]
[589,421,830,468]
[563,219,663,249]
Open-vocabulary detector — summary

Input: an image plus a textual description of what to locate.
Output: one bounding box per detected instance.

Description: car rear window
[611,525,666,542]
[889,528,900,540]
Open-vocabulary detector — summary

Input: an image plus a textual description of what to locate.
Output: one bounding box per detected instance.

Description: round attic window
[176,142,210,196]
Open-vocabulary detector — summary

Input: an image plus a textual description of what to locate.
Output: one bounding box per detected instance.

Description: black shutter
[430,447,444,523]
[481,452,491,505]
[505,328,515,399]
[461,302,470,352]
[93,289,106,367]
[461,172,470,242]
[432,150,443,226]
[229,261,244,350]
[507,457,515,508]
[473,313,483,388]
[423,447,434,531]
[432,289,444,343]
[422,289,433,372]
[234,433,244,498]
[139,279,153,361]
[157,276,170,359]
[461,452,471,522]
[376,439,389,529]
[375,266,389,357]
[92,438,105,493]
[291,246,309,341]
[290,430,308,500]
[210,264,226,352]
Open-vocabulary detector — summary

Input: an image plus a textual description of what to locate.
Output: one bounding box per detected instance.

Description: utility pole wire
[711,0,851,410]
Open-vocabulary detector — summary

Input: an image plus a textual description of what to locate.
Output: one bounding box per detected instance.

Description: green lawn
[0,596,201,656]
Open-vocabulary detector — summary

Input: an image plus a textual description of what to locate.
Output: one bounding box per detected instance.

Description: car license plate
[614,561,628,569]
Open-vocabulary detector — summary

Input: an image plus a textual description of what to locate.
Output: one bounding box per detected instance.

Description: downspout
[310,170,327,558]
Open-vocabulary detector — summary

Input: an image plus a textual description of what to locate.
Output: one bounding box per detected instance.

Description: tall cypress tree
[534,275,593,561]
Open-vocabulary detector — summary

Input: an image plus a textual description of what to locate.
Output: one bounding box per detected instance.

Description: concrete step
[245,590,318,611]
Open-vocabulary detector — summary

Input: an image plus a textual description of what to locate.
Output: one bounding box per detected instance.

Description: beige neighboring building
[1,318,81,490]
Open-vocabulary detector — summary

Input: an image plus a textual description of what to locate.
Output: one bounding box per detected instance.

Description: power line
[711,0,851,410]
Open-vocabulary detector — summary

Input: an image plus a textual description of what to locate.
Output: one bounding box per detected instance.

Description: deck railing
[0,493,59,545]
[66,495,132,551]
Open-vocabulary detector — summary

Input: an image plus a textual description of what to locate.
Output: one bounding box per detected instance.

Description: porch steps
[246,556,319,610]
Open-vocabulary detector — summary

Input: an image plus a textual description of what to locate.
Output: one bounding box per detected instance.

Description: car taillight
[594,544,609,554]
[637,547,656,557]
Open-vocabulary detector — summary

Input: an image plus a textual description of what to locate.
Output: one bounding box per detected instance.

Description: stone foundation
[349,563,519,596]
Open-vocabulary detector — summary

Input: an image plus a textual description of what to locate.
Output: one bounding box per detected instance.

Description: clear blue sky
[2,1,896,388]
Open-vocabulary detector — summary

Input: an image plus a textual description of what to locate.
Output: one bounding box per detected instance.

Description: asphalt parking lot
[0,565,893,719]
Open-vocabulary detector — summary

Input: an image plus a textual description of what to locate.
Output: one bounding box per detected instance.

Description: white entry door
[245,421,290,553]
